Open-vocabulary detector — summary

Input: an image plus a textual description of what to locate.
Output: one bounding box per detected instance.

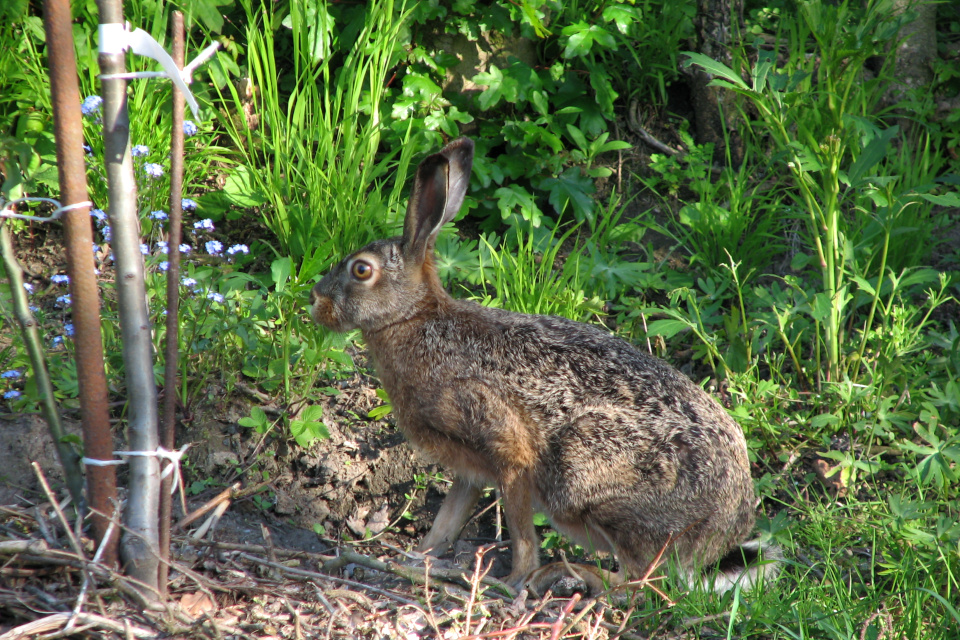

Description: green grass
[211,0,419,274]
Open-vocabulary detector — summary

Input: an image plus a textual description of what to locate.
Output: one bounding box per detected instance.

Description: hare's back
[461,304,727,420]
[448,302,754,513]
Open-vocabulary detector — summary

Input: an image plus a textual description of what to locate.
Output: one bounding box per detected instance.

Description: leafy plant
[289,405,329,448]
[683,2,959,385]
[212,0,418,264]
[474,224,604,322]
[238,406,273,434]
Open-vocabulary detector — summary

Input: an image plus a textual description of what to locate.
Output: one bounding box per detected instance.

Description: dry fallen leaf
[366,504,391,536]
[813,458,847,497]
[180,590,216,618]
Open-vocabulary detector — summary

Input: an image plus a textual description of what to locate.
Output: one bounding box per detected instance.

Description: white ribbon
[83,444,191,496]
[97,22,220,120]
[0,197,93,222]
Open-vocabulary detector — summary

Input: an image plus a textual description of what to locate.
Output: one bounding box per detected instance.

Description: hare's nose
[309,289,318,306]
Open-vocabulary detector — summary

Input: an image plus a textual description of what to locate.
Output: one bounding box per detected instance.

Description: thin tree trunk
[0,225,88,513]
[42,0,119,568]
[96,0,160,595]
[158,10,186,598]
[892,0,936,94]
[690,0,745,167]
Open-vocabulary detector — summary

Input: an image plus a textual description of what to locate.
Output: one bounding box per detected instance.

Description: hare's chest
[397,409,498,484]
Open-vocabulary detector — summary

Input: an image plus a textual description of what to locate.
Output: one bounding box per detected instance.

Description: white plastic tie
[96,22,217,119]
[83,444,191,496]
[0,197,93,223]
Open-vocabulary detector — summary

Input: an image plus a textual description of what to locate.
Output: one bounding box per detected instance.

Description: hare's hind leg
[417,477,482,557]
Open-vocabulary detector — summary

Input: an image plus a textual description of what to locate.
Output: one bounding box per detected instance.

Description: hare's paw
[524,562,622,598]
[416,478,482,557]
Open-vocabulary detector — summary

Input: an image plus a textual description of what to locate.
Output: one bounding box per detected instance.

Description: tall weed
[684,0,957,385]
[214,0,417,276]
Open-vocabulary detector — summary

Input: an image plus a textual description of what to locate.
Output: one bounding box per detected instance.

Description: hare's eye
[351,260,373,281]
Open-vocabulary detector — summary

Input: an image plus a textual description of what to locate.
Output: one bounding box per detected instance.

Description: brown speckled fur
[311,138,774,589]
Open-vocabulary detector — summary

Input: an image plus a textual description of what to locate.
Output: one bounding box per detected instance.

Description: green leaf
[561,22,616,58]
[602,4,641,34]
[807,292,833,322]
[566,123,588,151]
[519,0,551,37]
[898,268,940,289]
[494,185,542,225]
[587,63,617,117]
[472,64,519,109]
[753,49,775,93]
[645,318,690,339]
[301,405,324,422]
[222,165,268,208]
[238,406,270,433]
[790,252,812,271]
[541,167,595,223]
[530,90,549,116]
[403,71,443,101]
[787,141,825,172]
[846,125,898,186]
[290,418,330,448]
[188,0,233,33]
[810,413,840,429]
[271,257,293,293]
[852,275,876,296]
[918,191,960,207]
[682,52,748,89]
[368,404,393,420]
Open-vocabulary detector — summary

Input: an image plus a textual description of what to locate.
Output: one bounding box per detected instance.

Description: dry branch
[323,549,515,597]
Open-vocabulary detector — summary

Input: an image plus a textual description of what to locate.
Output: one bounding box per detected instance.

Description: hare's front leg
[501,472,540,587]
[417,477,481,557]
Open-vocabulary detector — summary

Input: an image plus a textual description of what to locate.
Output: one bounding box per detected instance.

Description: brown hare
[310,137,779,592]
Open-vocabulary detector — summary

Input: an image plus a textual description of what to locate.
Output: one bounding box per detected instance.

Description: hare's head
[310,138,474,333]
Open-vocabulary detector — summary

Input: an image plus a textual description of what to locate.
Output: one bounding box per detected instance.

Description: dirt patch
[173,371,502,559]
[0,413,81,505]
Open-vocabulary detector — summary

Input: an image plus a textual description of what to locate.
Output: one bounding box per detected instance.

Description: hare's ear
[403,137,474,264]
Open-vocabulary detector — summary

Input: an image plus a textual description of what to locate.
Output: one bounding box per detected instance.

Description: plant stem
[855,226,890,378]
[0,221,87,511]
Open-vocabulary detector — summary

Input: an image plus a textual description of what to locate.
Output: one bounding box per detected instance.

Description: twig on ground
[767,450,800,498]
[0,539,50,555]
[549,593,582,640]
[0,612,155,639]
[191,500,230,541]
[556,595,600,640]
[236,552,421,607]
[680,611,731,628]
[628,100,679,156]
[420,556,444,638]
[323,549,515,598]
[457,593,582,640]
[184,538,335,562]
[32,506,58,548]
[233,381,278,408]
[310,583,336,616]
[464,545,496,637]
[174,483,242,530]
[65,506,120,635]
[325,588,375,608]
